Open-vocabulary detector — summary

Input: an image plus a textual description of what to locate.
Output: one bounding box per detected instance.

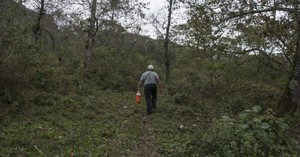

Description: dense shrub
[168,64,281,116]
[188,106,300,156]
[222,80,281,115]
[169,68,227,105]
[88,47,159,91]
[0,4,36,111]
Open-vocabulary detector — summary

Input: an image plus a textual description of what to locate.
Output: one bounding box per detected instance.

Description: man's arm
[156,78,163,93]
[138,80,143,91]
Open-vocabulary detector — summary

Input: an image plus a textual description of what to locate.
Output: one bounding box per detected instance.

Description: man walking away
[138,65,163,115]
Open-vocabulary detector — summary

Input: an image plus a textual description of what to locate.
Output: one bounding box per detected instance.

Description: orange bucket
[135,91,141,104]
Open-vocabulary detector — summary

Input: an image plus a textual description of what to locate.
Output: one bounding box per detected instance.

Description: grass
[1,86,299,156]
[150,97,209,156]
[0,90,145,156]
[0,88,207,156]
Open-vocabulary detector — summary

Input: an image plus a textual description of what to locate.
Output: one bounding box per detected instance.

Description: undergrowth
[0,89,144,156]
[0,87,299,156]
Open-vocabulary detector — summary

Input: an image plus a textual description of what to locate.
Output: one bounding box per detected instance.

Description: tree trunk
[33,0,44,41]
[164,0,173,83]
[292,11,300,113]
[278,10,300,116]
[85,0,97,70]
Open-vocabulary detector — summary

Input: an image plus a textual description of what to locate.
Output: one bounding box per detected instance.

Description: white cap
[147,65,154,70]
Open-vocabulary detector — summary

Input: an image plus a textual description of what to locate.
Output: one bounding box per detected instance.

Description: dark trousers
[144,84,157,113]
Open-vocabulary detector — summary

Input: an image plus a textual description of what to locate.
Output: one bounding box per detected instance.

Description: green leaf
[239,124,250,129]
[221,116,232,122]
[252,106,262,113]
[276,121,289,130]
[253,118,262,123]
[239,112,249,119]
[261,122,270,129]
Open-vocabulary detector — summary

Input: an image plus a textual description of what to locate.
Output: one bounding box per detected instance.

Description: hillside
[1,1,300,156]
[0,89,205,156]
[1,85,299,156]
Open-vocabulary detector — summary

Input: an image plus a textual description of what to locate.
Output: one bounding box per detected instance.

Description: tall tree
[279,2,300,115]
[150,0,180,83]
[164,0,175,83]
[69,0,147,68]
[24,0,67,51]
[33,0,45,41]
[184,5,216,60]
[85,0,97,70]
[185,0,300,115]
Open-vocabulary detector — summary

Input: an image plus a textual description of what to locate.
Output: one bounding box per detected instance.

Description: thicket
[169,51,284,116]
[188,106,300,156]
[0,2,161,115]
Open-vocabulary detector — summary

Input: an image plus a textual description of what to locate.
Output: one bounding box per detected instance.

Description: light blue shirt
[140,71,159,85]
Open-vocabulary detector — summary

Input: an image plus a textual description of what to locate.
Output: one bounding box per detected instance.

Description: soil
[133,113,160,157]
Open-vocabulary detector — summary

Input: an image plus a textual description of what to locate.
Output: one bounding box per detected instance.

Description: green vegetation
[2,87,299,156]
[189,106,299,156]
[0,0,300,156]
[0,90,144,156]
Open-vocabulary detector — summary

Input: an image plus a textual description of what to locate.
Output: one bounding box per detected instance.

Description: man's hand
[138,80,143,91]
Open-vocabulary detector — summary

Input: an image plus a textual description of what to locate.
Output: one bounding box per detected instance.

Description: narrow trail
[134,113,160,157]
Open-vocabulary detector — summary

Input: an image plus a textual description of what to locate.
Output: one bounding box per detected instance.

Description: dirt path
[134,114,160,157]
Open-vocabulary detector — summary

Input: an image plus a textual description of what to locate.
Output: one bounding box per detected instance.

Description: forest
[0,0,300,156]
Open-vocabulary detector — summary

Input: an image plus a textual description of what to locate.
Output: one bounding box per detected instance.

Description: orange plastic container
[135,91,141,104]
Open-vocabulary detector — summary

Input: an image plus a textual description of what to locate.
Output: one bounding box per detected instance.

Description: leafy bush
[221,80,281,115]
[168,64,281,116]
[88,47,158,91]
[188,106,300,156]
[169,68,227,106]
